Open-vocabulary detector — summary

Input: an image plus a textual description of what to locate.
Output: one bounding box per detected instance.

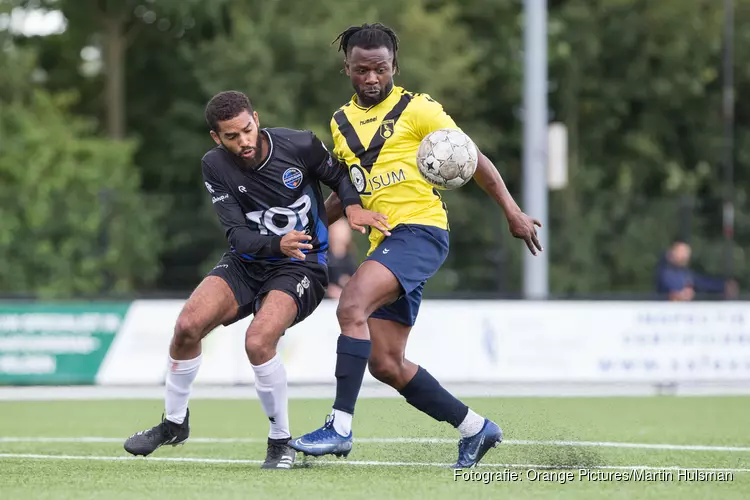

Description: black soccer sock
[332,335,372,415]
[399,366,469,427]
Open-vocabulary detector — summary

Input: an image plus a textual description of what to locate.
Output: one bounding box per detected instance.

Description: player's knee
[173,313,205,349]
[368,356,400,385]
[336,297,367,329]
[244,330,275,365]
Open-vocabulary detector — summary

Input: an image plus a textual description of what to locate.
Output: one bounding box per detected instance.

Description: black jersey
[201,127,361,265]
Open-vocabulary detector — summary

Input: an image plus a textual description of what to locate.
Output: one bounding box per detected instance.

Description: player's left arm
[414,95,543,255]
[305,133,391,236]
[474,153,543,255]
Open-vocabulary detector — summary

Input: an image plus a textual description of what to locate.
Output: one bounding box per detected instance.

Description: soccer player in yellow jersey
[289,23,542,468]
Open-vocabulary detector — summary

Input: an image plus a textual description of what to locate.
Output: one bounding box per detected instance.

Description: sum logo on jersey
[245,194,312,236]
[350,167,406,195]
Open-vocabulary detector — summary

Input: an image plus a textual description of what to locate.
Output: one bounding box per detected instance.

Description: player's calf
[368,355,416,390]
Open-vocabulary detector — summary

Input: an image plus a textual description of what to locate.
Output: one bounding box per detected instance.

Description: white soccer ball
[416,128,478,190]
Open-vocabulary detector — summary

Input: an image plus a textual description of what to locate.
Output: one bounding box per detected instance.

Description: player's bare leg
[367,317,503,468]
[289,260,400,457]
[366,318,417,389]
[332,261,400,426]
[124,276,239,456]
[169,276,239,360]
[336,260,401,340]
[245,290,299,469]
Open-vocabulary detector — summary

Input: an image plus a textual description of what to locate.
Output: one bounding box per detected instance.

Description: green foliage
[545,0,747,294]
[6,0,750,297]
[0,50,163,297]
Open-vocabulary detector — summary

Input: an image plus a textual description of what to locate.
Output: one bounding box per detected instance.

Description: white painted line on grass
[0,453,748,473]
[1,436,750,453]
[508,440,750,453]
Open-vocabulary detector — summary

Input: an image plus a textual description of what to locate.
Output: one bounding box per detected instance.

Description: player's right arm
[202,161,311,259]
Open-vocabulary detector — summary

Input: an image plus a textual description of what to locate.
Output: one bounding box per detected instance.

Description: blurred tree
[0,47,163,298]
[6,0,750,297]
[545,0,748,295]
[14,0,228,290]
[25,0,225,139]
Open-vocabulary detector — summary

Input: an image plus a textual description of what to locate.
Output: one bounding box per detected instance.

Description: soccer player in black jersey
[123,90,389,469]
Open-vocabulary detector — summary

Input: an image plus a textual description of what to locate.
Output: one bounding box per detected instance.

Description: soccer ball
[416,128,478,190]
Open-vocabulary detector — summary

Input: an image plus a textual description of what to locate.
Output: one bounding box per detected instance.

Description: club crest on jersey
[379,119,395,139]
[350,165,367,194]
[282,167,303,189]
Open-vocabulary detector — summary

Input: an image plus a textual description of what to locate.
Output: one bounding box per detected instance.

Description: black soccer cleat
[262,438,297,469]
[123,409,190,457]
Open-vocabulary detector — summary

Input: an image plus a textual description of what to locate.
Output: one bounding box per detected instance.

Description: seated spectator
[655,240,738,301]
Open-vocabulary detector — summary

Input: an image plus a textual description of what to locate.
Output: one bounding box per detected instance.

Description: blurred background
[2,0,748,302]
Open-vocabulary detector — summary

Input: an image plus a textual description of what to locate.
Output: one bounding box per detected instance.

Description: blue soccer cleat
[287,414,353,458]
[453,418,503,469]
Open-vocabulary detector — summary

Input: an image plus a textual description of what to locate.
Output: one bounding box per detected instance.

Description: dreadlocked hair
[331,23,400,72]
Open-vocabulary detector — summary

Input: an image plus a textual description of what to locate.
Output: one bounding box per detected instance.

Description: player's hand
[507,210,543,255]
[280,230,313,260]
[345,205,391,237]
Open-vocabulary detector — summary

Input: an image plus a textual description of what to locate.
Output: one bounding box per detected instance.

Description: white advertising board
[97,300,750,385]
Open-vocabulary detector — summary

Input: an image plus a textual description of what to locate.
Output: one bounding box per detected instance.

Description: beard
[227,131,264,169]
[355,80,393,107]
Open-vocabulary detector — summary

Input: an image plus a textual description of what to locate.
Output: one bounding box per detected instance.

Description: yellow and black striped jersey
[331,86,458,254]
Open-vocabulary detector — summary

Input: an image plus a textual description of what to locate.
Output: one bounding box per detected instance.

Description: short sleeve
[411,94,460,139]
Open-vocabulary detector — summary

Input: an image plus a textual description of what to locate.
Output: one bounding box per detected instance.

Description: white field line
[0,453,748,473]
[1,436,750,453]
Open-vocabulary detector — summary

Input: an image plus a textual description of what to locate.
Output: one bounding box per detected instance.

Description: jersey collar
[350,86,398,112]
[256,129,274,171]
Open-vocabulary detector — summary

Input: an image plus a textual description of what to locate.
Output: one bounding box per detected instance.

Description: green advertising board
[0,303,130,385]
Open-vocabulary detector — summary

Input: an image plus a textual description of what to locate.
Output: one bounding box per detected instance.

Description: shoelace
[305,415,337,442]
[267,443,287,460]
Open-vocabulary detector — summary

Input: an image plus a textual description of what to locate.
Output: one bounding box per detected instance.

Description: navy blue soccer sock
[332,335,372,415]
[399,366,469,427]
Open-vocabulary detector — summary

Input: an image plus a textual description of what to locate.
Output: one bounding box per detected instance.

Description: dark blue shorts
[366,224,449,326]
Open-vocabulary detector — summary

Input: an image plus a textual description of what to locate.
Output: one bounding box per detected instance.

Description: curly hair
[332,23,400,72]
[204,91,254,132]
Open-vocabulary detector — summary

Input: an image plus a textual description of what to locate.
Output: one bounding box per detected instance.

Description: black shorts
[207,252,328,327]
